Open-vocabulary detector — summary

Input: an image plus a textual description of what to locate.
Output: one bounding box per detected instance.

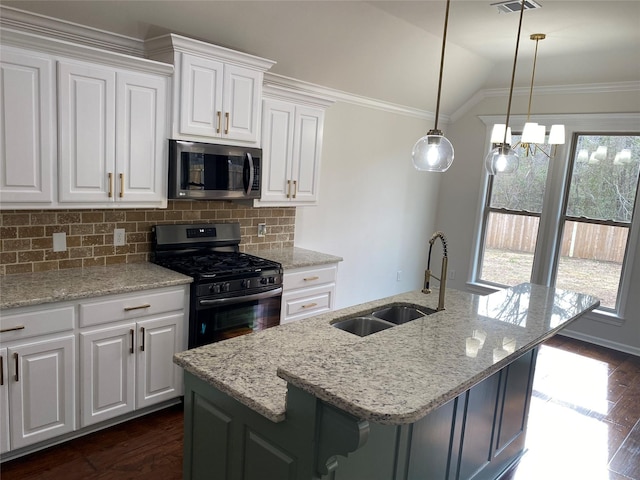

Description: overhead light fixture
[412,0,454,172]
[484,0,527,175]
[517,33,565,158]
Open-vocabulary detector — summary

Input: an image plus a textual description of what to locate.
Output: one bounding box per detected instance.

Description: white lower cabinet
[0,284,187,458]
[281,264,338,324]
[8,336,75,450]
[80,313,183,427]
[0,305,76,454]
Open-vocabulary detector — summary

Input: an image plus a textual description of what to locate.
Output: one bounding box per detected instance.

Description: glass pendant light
[412,0,454,172]
[484,0,527,175]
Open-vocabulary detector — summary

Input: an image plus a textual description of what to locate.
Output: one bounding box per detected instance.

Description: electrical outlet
[52,232,67,252]
[114,228,126,246]
[397,270,403,282]
[257,223,267,237]
[449,269,456,280]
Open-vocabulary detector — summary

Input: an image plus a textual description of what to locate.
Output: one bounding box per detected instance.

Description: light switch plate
[52,232,67,252]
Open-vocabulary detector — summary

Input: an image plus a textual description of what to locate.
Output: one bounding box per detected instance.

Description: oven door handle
[199,287,282,307]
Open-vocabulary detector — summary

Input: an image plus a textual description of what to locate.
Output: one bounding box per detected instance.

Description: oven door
[190,287,282,348]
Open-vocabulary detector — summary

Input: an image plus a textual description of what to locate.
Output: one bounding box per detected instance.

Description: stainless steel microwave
[168,140,262,200]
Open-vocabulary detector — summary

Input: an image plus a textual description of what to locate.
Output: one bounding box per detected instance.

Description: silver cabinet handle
[303,276,320,282]
[301,303,318,309]
[13,353,19,382]
[0,355,4,386]
[0,325,25,333]
[129,329,134,354]
[124,304,151,312]
[140,327,145,352]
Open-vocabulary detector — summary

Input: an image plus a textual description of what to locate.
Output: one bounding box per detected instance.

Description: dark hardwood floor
[1,336,639,480]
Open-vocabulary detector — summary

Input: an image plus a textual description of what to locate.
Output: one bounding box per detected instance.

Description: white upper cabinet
[0,27,173,209]
[256,76,334,206]
[146,34,275,146]
[58,61,167,206]
[58,61,116,203]
[0,47,56,205]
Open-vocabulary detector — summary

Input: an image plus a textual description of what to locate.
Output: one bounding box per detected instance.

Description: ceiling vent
[490,0,541,14]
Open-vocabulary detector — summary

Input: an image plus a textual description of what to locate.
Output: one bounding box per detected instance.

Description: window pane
[556,221,628,309]
[480,212,539,286]
[489,136,549,212]
[566,135,640,222]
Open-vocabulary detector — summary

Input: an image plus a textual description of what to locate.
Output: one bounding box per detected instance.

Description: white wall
[295,102,438,309]
[436,90,640,354]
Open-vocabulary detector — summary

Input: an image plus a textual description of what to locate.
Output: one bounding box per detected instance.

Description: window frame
[471,113,640,323]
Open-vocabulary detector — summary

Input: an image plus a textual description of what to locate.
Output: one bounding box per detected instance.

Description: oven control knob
[210,284,221,294]
[241,279,250,289]
[221,283,230,292]
[268,277,275,284]
[260,277,268,285]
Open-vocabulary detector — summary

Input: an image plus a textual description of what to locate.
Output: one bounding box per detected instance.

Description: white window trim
[470,112,640,325]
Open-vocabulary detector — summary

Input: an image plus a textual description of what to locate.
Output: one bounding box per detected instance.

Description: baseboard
[558,329,640,356]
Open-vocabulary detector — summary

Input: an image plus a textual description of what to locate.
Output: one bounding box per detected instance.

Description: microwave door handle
[245,152,254,195]
[199,287,283,307]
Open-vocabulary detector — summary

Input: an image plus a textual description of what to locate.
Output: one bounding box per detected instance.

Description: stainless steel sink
[371,305,436,325]
[332,316,395,337]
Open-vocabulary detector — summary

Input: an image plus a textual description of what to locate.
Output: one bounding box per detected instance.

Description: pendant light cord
[503,0,526,144]
[526,35,542,122]
[433,0,450,132]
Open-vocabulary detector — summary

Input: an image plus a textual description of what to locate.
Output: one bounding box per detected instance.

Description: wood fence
[486,215,628,263]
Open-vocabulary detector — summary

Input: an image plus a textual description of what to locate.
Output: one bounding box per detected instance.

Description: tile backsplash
[0,201,295,275]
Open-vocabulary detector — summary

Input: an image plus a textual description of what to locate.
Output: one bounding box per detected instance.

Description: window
[479,135,550,287]
[555,134,639,309]
[473,114,640,318]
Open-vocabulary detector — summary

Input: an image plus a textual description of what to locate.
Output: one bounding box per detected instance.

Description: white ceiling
[3,0,640,116]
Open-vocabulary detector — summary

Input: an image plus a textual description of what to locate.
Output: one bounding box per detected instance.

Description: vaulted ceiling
[3,1,639,116]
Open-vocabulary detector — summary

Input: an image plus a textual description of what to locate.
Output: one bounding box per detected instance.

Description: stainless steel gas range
[150,223,282,348]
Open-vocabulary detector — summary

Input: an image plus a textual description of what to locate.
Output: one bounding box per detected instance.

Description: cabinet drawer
[282,284,335,324]
[0,305,75,342]
[283,265,337,290]
[79,287,186,327]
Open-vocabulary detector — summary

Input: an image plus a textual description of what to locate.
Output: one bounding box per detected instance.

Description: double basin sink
[332,304,437,337]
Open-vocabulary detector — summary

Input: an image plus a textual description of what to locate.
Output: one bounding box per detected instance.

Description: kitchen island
[174,283,599,480]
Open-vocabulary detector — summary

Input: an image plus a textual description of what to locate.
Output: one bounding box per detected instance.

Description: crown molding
[263,73,336,108]
[451,81,640,123]
[0,5,144,57]
[145,34,276,72]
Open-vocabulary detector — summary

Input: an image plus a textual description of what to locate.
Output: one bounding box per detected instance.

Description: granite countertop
[0,263,192,309]
[245,246,343,270]
[173,283,599,425]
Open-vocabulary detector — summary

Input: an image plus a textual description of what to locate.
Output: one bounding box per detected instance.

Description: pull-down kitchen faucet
[422,231,448,311]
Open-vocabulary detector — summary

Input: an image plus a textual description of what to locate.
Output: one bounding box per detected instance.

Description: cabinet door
[0,347,9,454]
[136,314,183,409]
[179,53,223,138]
[223,65,261,142]
[116,71,167,203]
[58,61,116,203]
[260,99,295,202]
[0,48,55,204]
[80,324,135,427]
[290,106,323,204]
[8,335,75,450]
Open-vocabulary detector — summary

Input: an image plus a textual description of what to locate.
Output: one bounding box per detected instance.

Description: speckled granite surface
[245,246,342,269]
[0,263,192,309]
[174,283,598,425]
